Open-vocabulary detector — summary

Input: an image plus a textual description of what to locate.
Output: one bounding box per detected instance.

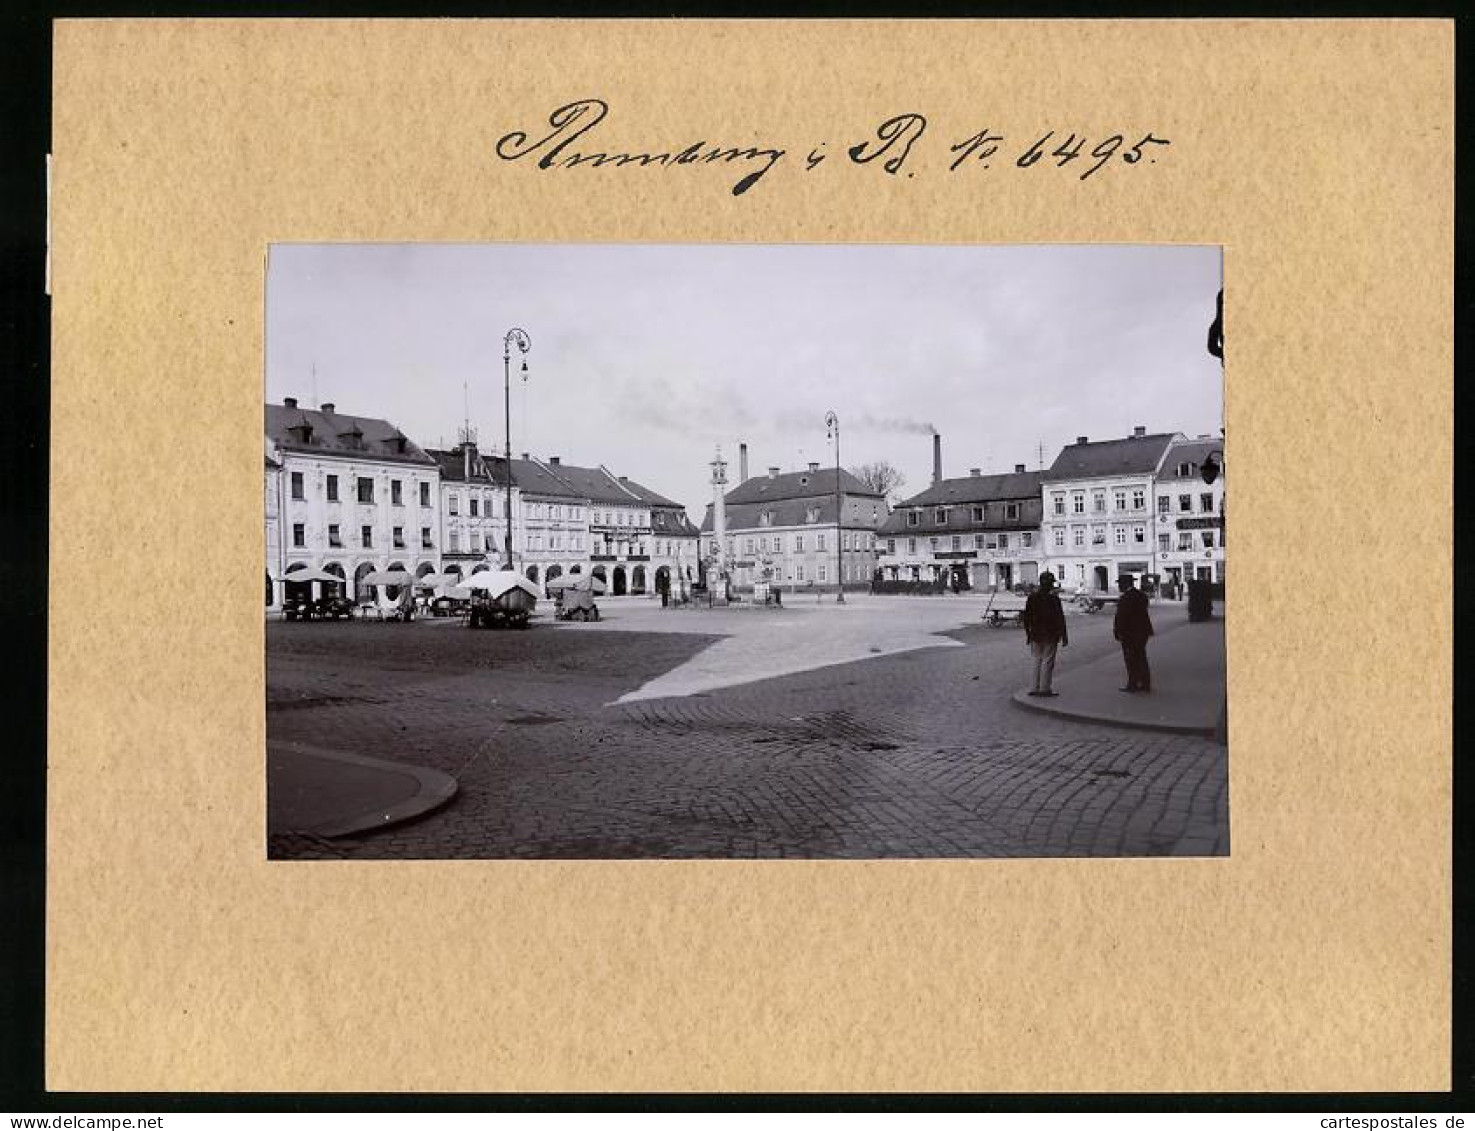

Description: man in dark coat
[1021,571,1069,697]
[1113,574,1155,692]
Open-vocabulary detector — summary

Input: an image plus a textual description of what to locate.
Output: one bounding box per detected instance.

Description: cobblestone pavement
[266,610,1228,859]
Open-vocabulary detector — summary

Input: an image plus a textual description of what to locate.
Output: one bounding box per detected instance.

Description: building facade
[1154,438,1226,591]
[701,462,888,594]
[266,399,443,600]
[617,477,702,596]
[427,441,519,582]
[265,447,283,609]
[877,464,1044,588]
[506,457,591,589]
[1040,427,1185,593]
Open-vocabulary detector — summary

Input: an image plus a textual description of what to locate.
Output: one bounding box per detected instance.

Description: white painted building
[427,441,520,583]
[265,399,442,600]
[1040,426,1186,594]
[1153,437,1226,592]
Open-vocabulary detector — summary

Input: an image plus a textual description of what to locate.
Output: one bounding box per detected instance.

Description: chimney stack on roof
[522,452,530,461]
[321,402,335,415]
[808,461,820,472]
[1015,463,1026,473]
[1076,435,1089,445]
[970,468,982,477]
[549,456,560,465]
[284,397,298,408]
[933,433,943,486]
[1133,425,1146,437]
[739,443,749,482]
[768,466,780,479]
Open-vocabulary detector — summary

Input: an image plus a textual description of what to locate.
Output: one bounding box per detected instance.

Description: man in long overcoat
[1021,571,1069,697]
[1113,574,1155,692]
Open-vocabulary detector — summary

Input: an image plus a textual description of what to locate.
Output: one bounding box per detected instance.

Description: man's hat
[1038,571,1056,589]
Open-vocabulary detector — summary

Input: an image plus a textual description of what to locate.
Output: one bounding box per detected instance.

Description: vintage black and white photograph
[265,243,1227,860]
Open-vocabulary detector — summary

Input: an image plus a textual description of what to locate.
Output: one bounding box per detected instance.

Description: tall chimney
[932,433,943,485]
[739,443,749,482]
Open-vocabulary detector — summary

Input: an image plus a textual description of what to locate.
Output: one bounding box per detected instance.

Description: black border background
[1,4,1466,1112]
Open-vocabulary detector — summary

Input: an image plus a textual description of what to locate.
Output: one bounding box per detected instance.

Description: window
[1073,528,1085,548]
[1132,488,1145,510]
[1005,503,1020,521]
[760,510,774,527]
[972,506,984,522]
[327,524,341,548]
[887,539,896,554]
[422,527,433,549]
[795,535,805,552]
[470,498,479,517]
[747,538,756,553]
[1200,493,1214,513]
[326,475,339,502]
[1178,532,1193,551]
[796,563,805,582]
[805,506,820,524]
[1052,494,1066,516]
[817,534,826,551]
[1053,529,1065,548]
[356,477,374,504]
[1114,527,1127,546]
[1113,490,1126,511]
[907,511,919,526]
[1201,530,1216,549]
[974,534,985,549]
[1092,525,1106,545]
[448,494,459,515]
[1095,492,1108,514]
[1158,533,1170,551]
[1023,532,1033,548]
[929,537,940,552]
[986,535,998,550]
[361,525,373,548]
[391,480,403,506]
[393,526,405,548]
[1072,494,1085,514]
[908,538,918,554]
[935,508,947,524]
[292,523,305,548]
[1133,525,1145,544]
[1157,495,1170,514]
[290,472,304,500]
[998,533,1009,550]
[951,535,962,551]
[420,481,430,507]
[1178,494,1192,513]
[818,564,827,582]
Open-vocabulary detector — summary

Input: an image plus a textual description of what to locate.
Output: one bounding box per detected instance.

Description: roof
[700,493,890,533]
[1159,438,1226,481]
[878,495,1043,536]
[615,476,683,510]
[425,445,513,487]
[897,469,1044,508]
[508,458,588,501]
[651,509,701,537]
[1041,433,1182,482]
[538,461,645,506]
[265,402,435,466]
[724,467,882,505]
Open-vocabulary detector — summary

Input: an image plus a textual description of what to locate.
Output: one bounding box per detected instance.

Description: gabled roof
[898,470,1044,508]
[700,494,889,533]
[1159,438,1225,481]
[877,495,1042,536]
[616,476,684,510]
[537,461,645,506]
[651,509,701,537]
[724,467,882,505]
[425,445,513,487]
[509,458,588,501]
[265,402,436,466]
[1042,433,1183,482]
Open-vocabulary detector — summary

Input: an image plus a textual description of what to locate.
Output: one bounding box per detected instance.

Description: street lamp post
[502,328,531,570]
[826,410,845,604]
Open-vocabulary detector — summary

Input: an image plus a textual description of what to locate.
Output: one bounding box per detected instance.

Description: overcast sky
[266,244,1222,515]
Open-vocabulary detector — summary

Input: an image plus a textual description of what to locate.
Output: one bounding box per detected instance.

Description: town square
[265,243,1227,859]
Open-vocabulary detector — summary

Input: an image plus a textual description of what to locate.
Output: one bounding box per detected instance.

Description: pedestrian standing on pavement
[1022,570,1068,697]
[1114,574,1155,692]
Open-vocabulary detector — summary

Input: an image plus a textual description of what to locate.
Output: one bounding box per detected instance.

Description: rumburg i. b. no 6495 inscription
[495,98,1171,197]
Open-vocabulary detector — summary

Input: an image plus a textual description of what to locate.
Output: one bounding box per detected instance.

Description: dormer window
[935,508,947,524]
[337,424,364,451]
[759,510,773,527]
[805,506,820,524]
[289,422,313,444]
[907,511,919,526]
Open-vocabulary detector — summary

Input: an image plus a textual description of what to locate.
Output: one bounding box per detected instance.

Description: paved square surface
[267,596,1228,858]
